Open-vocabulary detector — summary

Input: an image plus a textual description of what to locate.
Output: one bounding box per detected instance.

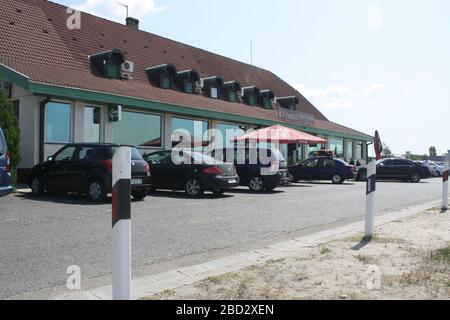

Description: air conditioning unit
[236,94,243,103]
[121,61,134,73]
[195,86,203,95]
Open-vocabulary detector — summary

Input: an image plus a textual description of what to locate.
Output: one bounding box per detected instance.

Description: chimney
[126,17,139,30]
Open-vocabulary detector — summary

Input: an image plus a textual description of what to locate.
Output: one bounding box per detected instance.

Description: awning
[233,124,328,144]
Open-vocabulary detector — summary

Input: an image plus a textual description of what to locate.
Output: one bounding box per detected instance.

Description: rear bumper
[0,170,12,196]
[106,176,151,193]
[0,185,13,196]
[203,175,240,190]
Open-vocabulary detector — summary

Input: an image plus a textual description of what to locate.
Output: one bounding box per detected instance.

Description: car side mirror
[47,156,54,162]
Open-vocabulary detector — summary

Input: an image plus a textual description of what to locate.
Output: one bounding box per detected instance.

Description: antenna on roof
[115,1,129,18]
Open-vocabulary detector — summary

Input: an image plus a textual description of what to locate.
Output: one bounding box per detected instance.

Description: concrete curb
[53,199,440,300]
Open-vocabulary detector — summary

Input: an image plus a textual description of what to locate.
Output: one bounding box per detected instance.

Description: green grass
[430,246,450,263]
[320,247,331,255]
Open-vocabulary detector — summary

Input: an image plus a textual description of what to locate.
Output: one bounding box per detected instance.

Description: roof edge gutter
[0,64,30,89]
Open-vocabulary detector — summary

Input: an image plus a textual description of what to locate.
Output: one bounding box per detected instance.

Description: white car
[422,161,444,177]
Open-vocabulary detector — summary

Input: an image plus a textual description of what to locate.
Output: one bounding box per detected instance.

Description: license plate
[228,179,237,184]
[131,178,142,185]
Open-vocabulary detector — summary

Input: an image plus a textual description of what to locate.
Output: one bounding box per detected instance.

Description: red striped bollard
[112,146,131,300]
[443,156,449,211]
[365,160,376,239]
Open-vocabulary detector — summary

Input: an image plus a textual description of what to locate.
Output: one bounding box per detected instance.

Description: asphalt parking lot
[0,178,443,299]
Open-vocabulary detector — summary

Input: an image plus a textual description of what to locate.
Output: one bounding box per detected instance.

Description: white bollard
[365,160,377,239]
[442,156,449,211]
[112,146,132,300]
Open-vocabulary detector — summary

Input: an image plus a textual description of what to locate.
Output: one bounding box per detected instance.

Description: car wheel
[30,176,44,196]
[212,189,226,196]
[131,189,147,201]
[87,179,107,202]
[331,174,344,184]
[185,178,204,197]
[410,172,421,183]
[358,171,367,181]
[249,176,265,192]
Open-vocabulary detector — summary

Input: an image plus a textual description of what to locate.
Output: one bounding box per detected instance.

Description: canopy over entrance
[233,124,327,145]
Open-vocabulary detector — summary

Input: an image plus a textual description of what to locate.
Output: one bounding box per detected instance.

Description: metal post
[443,154,449,211]
[365,160,377,238]
[112,146,131,300]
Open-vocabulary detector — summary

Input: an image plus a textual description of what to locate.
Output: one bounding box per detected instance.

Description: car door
[45,146,78,190]
[318,158,335,180]
[376,159,393,178]
[392,159,413,178]
[297,158,320,180]
[144,151,172,189]
[71,145,97,191]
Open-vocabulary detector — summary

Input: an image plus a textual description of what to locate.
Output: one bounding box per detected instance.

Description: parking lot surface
[0,178,443,298]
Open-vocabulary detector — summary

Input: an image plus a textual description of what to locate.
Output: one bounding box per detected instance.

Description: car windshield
[335,159,349,166]
[0,129,6,154]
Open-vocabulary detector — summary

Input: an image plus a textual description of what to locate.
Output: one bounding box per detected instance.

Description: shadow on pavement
[351,236,373,251]
[147,190,234,200]
[14,191,143,205]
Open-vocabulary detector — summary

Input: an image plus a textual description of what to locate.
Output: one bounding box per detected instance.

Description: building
[0,0,373,183]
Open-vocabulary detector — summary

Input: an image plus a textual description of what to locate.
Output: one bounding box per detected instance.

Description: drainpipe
[39,97,51,163]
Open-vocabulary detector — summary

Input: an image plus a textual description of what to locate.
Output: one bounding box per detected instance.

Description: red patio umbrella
[233,124,327,145]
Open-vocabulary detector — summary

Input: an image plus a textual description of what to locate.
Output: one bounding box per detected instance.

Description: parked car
[28,143,151,202]
[355,158,432,182]
[142,149,239,197]
[0,128,13,196]
[209,147,289,192]
[289,157,355,184]
[421,161,444,177]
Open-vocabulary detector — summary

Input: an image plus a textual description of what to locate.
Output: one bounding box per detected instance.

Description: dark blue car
[289,157,356,184]
[0,128,13,196]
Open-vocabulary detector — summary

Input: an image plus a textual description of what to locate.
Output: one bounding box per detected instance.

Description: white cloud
[71,0,166,21]
[367,5,382,31]
[293,83,386,110]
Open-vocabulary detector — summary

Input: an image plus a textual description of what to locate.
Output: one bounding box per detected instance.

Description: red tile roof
[0,0,371,140]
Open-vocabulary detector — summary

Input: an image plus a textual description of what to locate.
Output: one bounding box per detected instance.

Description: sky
[55,0,450,156]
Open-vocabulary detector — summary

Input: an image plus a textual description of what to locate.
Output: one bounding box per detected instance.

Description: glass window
[113,110,162,148]
[45,102,71,143]
[217,123,245,149]
[184,80,194,93]
[143,151,171,164]
[229,91,237,102]
[263,97,272,108]
[210,87,219,99]
[322,159,335,168]
[161,75,172,89]
[329,139,344,158]
[106,64,120,79]
[54,146,76,161]
[172,117,209,149]
[393,159,411,166]
[77,146,96,160]
[346,141,353,160]
[302,159,319,168]
[83,106,100,143]
[247,95,257,106]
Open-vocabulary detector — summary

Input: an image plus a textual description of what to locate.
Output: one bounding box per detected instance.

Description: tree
[429,146,437,157]
[381,143,393,158]
[0,88,21,184]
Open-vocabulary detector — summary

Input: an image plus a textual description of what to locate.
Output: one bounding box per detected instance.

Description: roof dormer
[276,96,299,110]
[175,69,200,94]
[145,64,177,89]
[242,86,260,106]
[201,76,223,99]
[89,49,125,79]
[259,90,275,109]
[223,81,241,102]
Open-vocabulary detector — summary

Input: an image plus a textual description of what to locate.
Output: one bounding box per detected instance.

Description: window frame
[44,100,74,144]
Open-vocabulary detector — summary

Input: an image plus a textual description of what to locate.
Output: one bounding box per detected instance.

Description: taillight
[349,165,355,172]
[233,165,237,175]
[146,163,151,175]
[270,160,280,172]
[6,150,11,173]
[102,159,113,172]
[202,166,224,175]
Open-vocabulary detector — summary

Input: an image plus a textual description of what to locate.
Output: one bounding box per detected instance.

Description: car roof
[63,143,138,148]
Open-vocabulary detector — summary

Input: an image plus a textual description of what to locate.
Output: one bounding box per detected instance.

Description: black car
[28,143,151,202]
[0,127,12,196]
[289,157,356,184]
[209,147,289,192]
[355,158,432,183]
[142,149,239,197]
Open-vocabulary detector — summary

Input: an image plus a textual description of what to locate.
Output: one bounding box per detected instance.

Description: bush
[0,88,21,184]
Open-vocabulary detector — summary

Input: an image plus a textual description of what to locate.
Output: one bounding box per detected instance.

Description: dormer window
[201,76,223,99]
[175,70,200,94]
[89,49,125,79]
[276,96,300,110]
[259,90,275,109]
[223,81,241,103]
[145,64,177,89]
[242,86,260,106]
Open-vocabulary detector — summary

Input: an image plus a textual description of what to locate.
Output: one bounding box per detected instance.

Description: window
[263,97,272,108]
[217,123,246,148]
[356,142,364,159]
[346,141,353,160]
[106,63,120,79]
[210,87,219,99]
[322,159,335,168]
[172,117,209,149]
[77,146,96,160]
[184,80,195,94]
[113,111,162,148]
[380,159,394,166]
[160,75,172,89]
[83,106,100,143]
[302,159,319,168]
[247,94,257,106]
[54,146,76,161]
[143,151,171,164]
[229,91,237,102]
[393,159,412,166]
[329,139,344,158]
[45,102,71,143]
